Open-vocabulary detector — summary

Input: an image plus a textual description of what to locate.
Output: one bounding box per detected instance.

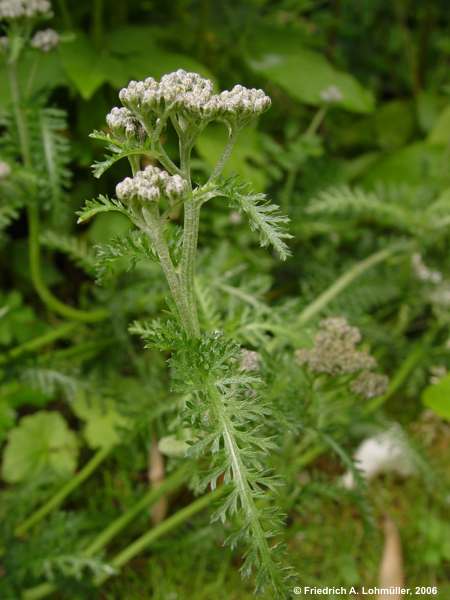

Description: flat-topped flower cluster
[30,27,58,51]
[116,165,187,203]
[113,69,271,129]
[296,317,388,399]
[0,0,51,19]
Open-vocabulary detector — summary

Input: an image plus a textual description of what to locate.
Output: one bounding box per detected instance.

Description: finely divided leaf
[223,179,292,260]
[77,195,129,224]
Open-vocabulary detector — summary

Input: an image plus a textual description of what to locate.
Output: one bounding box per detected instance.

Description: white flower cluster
[412,253,442,284]
[296,316,389,399]
[118,69,271,125]
[106,107,142,138]
[320,85,343,104]
[116,165,187,203]
[341,426,415,489]
[0,0,51,19]
[350,371,389,399]
[31,27,58,51]
[0,160,11,179]
[296,317,376,375]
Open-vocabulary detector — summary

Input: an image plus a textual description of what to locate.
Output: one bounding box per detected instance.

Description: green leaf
[106,26,213,83]
[77,195,129,224]
[59,33,109,99]
[72,393,130,450]
[2,411,78,483]
[223,179,292,260]
[246,25,374,114]
[422,374,450,421]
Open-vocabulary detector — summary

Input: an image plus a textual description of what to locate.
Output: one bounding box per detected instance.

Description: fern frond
[29,108,71,217]
[40,230,97,275]
[222,179,292,260]
[95,230,156,283]
[89,130,152,178]
[21,368,82,402]
[195,276,221,330]
[77,195,129,224]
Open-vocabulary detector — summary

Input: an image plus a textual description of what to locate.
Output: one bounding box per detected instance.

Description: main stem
[179,135,200,337]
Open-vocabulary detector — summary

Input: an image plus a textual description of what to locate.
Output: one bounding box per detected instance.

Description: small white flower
[0,160,11,179]
[320,85,343,104]
[31,28,59,52]
[0,0,52,19]
[106,106,141,138]
[116,165,187,203]
[341,426,416,489]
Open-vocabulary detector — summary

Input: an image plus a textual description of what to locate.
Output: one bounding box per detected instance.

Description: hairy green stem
[180,198,200,336]
[177,134,200,336]
[15,447,111,538]
[142,206,195,335]
[94,486,226,586]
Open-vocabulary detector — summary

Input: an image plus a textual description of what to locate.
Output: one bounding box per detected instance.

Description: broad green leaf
[422,374,450,421]
[59,33,109,99]
[246,26,374,114]
[427,105,450,145]
[106,26,213,83]
[72,393,130,449]
[2,411,78,483]
[196,125,268,190]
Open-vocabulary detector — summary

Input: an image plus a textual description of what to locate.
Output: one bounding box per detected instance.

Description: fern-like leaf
[132,323,295,596]
[77,195,129,224]
[222,179,292,260]
[40,230,97,276]
[95,230,156,283]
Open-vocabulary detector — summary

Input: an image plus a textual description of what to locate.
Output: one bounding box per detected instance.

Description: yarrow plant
[78,70,294,594]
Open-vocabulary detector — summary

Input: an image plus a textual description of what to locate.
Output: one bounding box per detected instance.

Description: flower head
[31,27,58,51]
[296,316,375,375]
[116,165,187,203]
[117,70,270,127]
[106,107,142,139]
[0,0,52,19]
